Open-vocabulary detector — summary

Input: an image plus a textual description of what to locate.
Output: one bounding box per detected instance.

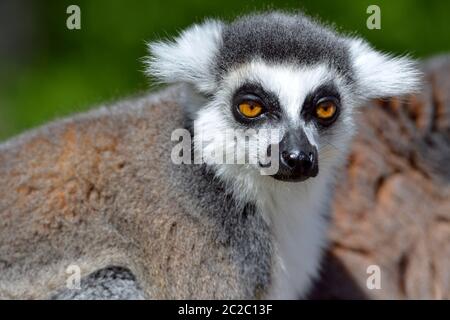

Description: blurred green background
[0,0,449,142]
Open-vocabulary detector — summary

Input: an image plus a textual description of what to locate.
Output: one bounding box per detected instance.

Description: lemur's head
[147,12,419,190]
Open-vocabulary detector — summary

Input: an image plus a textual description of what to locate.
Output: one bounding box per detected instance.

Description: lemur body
[0,12,418,299]
[0,88,274,299]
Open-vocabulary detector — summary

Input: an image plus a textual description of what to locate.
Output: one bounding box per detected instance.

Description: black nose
[271,130,319,182]
[281,150,314,171]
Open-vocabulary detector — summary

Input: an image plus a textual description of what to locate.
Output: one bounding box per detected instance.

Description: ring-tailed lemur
[0,11,419,299]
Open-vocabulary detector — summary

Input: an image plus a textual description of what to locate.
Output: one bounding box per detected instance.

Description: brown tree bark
[310,56,450,299]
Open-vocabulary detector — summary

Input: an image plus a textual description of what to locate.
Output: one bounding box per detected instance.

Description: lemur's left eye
[315,100,337,120]
[238,101,263,118]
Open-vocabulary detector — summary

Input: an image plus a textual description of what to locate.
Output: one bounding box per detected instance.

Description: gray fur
[215,12,354,82]
[0,86,272,299]
[52,267,144,300]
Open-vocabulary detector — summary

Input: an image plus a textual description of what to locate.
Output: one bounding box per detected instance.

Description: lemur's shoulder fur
[0,86,272,299]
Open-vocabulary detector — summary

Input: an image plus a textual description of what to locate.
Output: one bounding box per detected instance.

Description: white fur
[348,38,421,98]
[146,20,223,94]
[263,172,332,299]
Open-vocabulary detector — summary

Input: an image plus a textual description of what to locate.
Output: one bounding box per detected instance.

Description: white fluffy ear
[146,20,224,94]
[348,38,421,99]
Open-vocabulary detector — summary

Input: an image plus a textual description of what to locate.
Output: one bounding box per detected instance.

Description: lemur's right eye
[238,101,263,118]
[312,96,340,126]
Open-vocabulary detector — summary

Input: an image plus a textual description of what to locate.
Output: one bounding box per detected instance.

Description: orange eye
[316,101,337,120]
[238,101,263,118]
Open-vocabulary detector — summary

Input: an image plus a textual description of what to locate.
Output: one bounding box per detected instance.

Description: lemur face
[212,61,353,182]
[148,11,419,186]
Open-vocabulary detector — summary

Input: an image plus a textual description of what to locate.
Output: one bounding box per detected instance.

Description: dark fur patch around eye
[301,82,341,128]
[215,12,355,83]
[231,82,282,125]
